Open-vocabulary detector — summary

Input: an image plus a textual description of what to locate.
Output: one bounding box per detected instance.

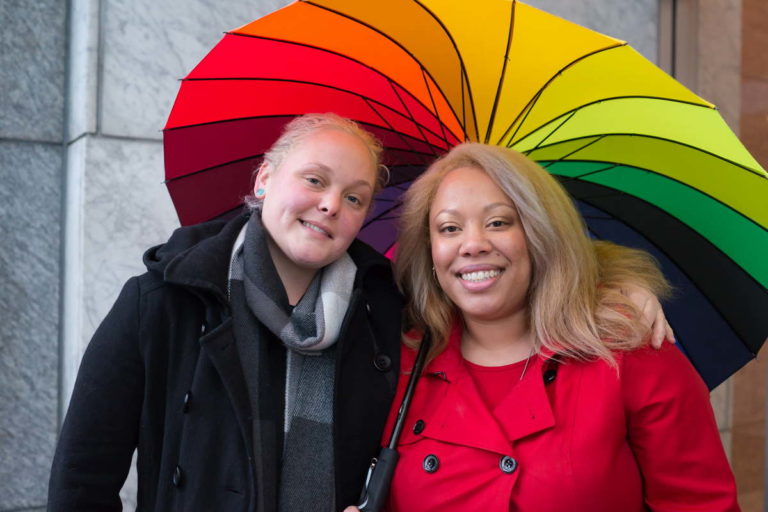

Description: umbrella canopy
[163,0,768,388]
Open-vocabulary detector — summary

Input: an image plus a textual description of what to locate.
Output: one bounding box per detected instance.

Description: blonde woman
[373,143,736,511]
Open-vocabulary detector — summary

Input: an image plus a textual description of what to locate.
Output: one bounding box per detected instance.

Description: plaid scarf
[229,211,356,511]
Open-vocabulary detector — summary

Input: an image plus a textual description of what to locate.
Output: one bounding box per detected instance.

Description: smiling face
[255,128,377,277]
[430,166,532,324]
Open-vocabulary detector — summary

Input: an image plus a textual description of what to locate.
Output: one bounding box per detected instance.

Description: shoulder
[616,343,710,410]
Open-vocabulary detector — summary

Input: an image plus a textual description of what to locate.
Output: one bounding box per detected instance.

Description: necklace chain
[519,344,536,381]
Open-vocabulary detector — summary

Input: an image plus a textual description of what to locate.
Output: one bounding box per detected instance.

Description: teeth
[302,221,327,235]
[460,270,501,282]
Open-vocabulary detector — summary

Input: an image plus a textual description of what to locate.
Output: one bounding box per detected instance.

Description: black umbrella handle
[356,333,432,512]
[357,447,398,512]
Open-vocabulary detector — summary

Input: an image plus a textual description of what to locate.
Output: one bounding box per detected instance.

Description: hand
[343,508,361,512]
[621,285,675,348]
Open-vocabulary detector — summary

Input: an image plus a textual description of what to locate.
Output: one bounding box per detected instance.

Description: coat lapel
[493,355,556,442]
[198,318,255,463]
[420,324,556,453]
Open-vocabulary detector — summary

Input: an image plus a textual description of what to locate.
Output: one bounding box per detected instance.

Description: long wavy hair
[394,143,670,363]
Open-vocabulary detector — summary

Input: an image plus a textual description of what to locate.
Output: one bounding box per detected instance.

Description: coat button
[373,354,391,371]
[172,465,184,487]
[543,369,557,384]
[423,454,440,473]
[182,391,192,413]
[499,456,518,474]
[413,419,425,434]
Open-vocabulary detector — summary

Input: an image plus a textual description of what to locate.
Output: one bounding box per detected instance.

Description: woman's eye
[440,225,459,233]
[346,195,362,206]
[305,176,322,186]
[488,220,508,228]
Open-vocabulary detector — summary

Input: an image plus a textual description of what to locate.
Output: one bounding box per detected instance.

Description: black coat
[48,214,403,511]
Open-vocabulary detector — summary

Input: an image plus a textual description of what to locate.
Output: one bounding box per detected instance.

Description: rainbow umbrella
[163,0,768,387]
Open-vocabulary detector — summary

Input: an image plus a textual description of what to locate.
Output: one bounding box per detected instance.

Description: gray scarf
[229,211,356,511]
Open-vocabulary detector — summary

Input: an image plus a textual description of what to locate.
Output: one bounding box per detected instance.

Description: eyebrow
[433,202,515,218]
[308,162,374,190]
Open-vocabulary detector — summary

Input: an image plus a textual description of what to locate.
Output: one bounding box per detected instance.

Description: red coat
[386,323,739,511]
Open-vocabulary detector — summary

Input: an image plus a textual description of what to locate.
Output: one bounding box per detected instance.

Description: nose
[460,226,492,256]
[318,192,341,217]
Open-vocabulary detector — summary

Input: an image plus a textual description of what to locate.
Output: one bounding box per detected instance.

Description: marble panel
[66,0,100,142]
[0,141,62,509]
[0,1,67,142]
[711,379,733,432]
[71,136,179,364]
[698,0,741,131]
[732,356,767,426]
[99,0,292,140]
[525,0,658,63]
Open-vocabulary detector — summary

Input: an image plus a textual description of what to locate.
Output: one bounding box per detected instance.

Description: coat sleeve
[621,344,740,512]
[48,277,145,511]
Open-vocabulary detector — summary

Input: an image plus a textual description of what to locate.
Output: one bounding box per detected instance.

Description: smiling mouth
[459,269,503,282]
[300,220,332,238]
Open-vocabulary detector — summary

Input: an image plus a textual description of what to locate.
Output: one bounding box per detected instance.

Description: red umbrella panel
[164,14,464,226]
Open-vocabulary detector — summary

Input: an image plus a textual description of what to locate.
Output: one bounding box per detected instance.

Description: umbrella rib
[529,110,578,152]
[494,42,627,146]
[530,132,768,179]
[554,158,768,233]
[165,142,436,184]
[421,66,461,143]
[575,193,761,356]
[363,201,405,229]
[409,0,480,141]
[571,163,620,179]
[532,135,605,163]
[164,153,263,184]
[363,98,423,156]
[387,79,442,154]
[511,95,720,148]
[295,1,474,145]
[220,31,463,145]
[179,75,452,145]
[483,0,516,144]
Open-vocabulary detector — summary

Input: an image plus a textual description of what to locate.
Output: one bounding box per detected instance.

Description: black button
[373,354,391,371]
[423,454,439,473]
[182,391,192,413]
[413,419,425,434]
[172,465,183,487]
[499,455,518,474]
[543,369,557,384]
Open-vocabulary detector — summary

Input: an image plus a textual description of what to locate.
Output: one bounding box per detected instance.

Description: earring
[255,188,265,198]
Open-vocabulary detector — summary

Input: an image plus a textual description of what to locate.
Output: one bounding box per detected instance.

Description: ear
[253,162,272,195]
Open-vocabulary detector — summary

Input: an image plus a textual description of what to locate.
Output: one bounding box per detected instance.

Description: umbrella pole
[356,333,432,512]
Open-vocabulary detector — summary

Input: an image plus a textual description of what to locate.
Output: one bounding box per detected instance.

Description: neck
[265,239,318,306]
[460,309,534,366]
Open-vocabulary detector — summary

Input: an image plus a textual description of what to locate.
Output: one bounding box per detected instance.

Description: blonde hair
[245,113,389,209]
[394,143,670,363]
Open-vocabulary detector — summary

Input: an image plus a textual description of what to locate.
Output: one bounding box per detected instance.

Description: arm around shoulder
[48,276,145,511]
[621,344,740,511]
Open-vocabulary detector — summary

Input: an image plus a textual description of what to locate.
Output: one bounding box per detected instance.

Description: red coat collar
[418,320,557,453]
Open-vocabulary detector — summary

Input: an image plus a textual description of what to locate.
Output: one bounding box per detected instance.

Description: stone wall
[0,2,66,510]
